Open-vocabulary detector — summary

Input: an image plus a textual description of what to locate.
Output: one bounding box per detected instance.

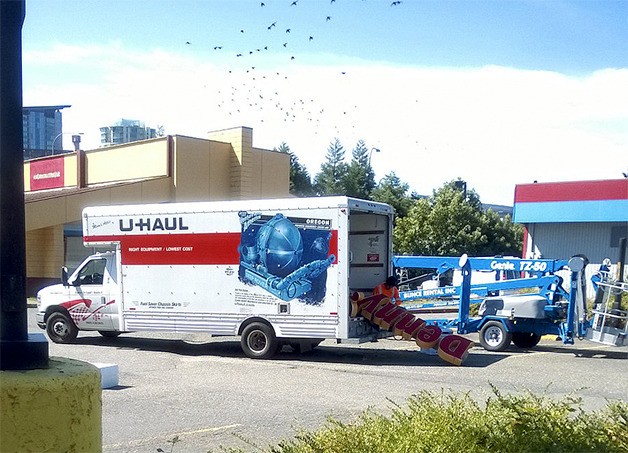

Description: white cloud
[23,44,628,206]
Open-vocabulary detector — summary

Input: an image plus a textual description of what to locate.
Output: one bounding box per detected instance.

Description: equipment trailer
[400,255,626,351]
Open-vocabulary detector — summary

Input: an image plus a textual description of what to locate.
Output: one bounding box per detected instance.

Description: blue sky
[22,0,628,205]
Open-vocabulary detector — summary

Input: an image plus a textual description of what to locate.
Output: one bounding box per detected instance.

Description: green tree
[394,179,523,256]
[344,140,376,199]
[314,138,349,196]
[479,210,524,256]
[276,142,315,196]
[371,172,414,219]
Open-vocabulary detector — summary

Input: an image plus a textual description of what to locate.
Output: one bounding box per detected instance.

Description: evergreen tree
[314,138,349,196]
[276,142,315,196]
[344,140,376,199]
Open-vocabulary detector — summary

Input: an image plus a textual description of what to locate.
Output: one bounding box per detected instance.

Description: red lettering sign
[30,157,65,191]
[350,292,474,365]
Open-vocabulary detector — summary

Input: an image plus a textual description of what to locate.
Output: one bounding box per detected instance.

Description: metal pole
[612,237,626,313]
[368,147,380,167]
[1,0,49,370]
[51,131,63,155]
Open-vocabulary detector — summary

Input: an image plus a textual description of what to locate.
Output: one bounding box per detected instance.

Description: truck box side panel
[85,202,348,337]
[82,197,393,340]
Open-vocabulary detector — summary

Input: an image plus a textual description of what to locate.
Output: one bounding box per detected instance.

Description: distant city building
[483,203,513,218]
[22,105,71,160]
[100,119,157,146]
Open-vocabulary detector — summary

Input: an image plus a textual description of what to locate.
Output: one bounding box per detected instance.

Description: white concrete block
[91,362,119,389]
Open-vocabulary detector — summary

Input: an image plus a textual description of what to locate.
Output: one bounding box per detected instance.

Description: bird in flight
[291,0,298,5]
[268,22,276,29]
[391,1,402,5]
[286,28,291,33]
[185,41,191,45]
[326,16,331,21]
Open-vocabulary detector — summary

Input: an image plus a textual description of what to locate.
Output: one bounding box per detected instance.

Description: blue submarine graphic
[238,212,335,304]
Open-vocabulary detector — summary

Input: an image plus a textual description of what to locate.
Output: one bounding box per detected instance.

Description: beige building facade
[24,126,290,295]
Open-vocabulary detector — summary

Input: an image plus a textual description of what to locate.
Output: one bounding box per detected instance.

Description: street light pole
[368,147,380,167]
[51,132,83,155]
[51,132,63,155]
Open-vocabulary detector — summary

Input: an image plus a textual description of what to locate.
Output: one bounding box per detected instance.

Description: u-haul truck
[36,196,395,358]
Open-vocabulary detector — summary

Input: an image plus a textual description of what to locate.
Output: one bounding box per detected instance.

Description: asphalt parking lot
[28,307,627,453]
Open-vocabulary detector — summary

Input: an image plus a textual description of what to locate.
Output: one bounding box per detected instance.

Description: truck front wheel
[46,312,78,344]
[479,321,512,352]
[512,332,541,349]
[241,322,279,359]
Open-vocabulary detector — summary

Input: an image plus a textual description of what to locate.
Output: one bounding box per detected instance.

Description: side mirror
[61,266,69,286]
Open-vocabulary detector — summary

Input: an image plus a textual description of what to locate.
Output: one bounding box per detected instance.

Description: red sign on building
[30,157,65,191]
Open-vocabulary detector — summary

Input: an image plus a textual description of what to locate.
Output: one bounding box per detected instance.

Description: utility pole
[0,0,49,370]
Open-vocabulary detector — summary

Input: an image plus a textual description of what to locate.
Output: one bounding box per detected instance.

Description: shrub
[216,387,627,453]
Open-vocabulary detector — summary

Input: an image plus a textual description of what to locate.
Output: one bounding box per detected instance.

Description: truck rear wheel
[241,322,280,359]
[46,312,78,344]
[512,332,541,349]
[479,321,511,352]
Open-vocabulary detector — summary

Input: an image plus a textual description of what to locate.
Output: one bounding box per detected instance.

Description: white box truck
[36,196,395,358]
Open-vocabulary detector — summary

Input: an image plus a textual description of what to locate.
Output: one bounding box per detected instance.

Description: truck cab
[36,251,120,343]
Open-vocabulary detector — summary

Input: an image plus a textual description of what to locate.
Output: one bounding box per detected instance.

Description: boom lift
[395,255,626,351]
[392,255,570,310]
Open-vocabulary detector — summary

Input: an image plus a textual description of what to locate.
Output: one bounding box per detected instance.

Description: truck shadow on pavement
[71,335,507,368]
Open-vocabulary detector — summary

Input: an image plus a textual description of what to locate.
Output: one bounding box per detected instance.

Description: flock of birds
[182,0,407,144]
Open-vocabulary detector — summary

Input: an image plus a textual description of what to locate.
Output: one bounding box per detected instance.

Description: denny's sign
[351,292,474,366]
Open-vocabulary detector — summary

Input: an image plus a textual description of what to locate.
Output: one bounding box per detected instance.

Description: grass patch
[215,386,627,453]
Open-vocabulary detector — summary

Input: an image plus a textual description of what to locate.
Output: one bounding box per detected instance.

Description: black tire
[512,332,542,349]
[46,312,78,344]
[479,321,512,352]
[98,330,122,338]
[241,322,280,359]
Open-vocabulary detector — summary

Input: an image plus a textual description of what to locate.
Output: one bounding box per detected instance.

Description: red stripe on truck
[84,230,339,266]
[85,233,242,265]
